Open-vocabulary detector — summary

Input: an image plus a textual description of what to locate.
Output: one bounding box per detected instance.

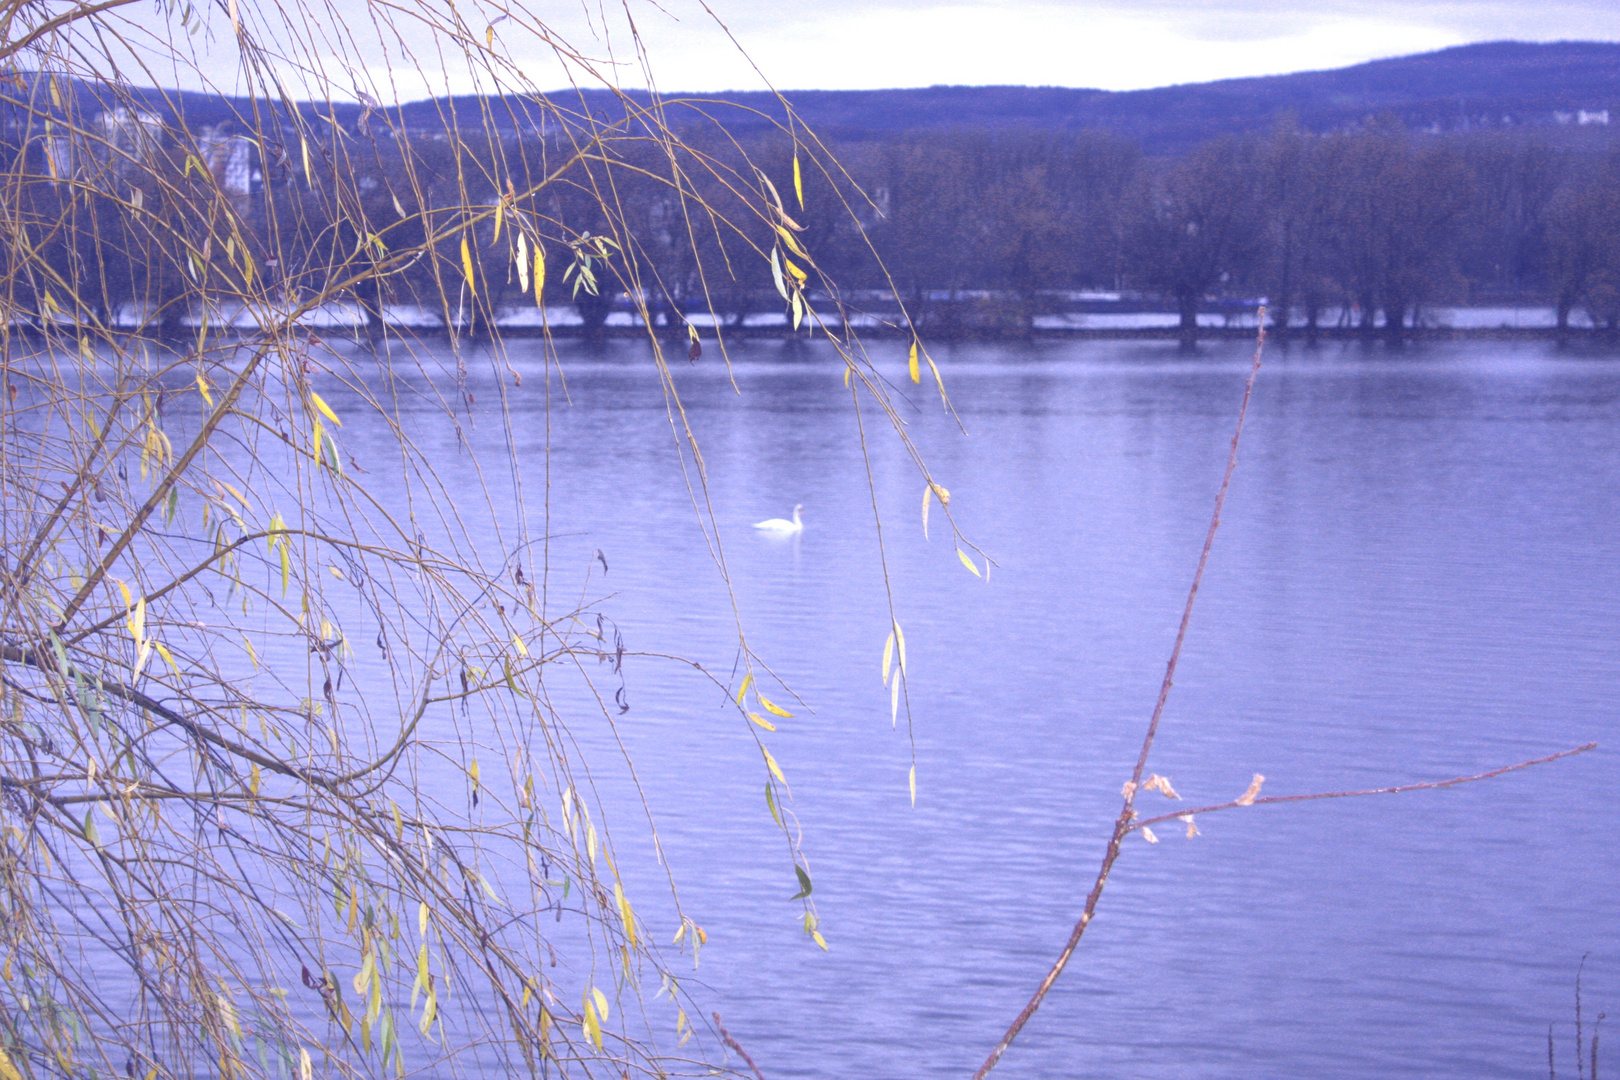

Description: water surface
[364,336,1619,1080]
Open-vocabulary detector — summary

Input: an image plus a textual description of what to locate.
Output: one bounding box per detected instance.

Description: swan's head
[793,504,803,514]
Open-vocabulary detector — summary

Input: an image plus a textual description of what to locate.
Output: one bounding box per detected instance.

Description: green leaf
[789,864,812,900]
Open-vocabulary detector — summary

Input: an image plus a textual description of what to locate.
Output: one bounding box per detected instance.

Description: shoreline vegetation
[11,54,1620,354]
[26,300,1620,343]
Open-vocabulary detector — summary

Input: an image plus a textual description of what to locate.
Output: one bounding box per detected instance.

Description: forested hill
[44,40,1617,155]
[403,39,1620,154]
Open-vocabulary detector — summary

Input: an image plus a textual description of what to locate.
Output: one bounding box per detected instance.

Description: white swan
[753,504,803,533]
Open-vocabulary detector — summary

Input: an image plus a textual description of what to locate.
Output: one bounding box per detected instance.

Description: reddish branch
[1129,742,1598,834]
[970,314,1596,1079]
[713,1012,765,1080]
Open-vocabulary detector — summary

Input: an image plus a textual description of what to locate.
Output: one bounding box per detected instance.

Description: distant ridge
[402,40,1620,153]
[33,40,1620,156]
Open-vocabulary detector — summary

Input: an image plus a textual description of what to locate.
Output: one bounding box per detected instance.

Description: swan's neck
[792,508,802,526]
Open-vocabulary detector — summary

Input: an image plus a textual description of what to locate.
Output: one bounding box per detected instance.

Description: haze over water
[354,335,1619,1079]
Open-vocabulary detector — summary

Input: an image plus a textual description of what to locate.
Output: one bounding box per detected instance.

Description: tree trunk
[1177,292,1199,345]
[1383,301,1408,343]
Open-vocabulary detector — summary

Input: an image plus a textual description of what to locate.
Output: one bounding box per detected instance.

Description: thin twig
[1129,742,1598,833]
[713,1012,765,1080]
[971,312,1270,1080]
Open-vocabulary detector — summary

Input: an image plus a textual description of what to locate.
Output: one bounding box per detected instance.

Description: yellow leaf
[763,748,786,786]
[418,986,436,1034]
[747,712,776,732]
[757,694,793,718]
[615,883,636,946]
[196,373,213,407]
[299,1048,312,1080]
[735,672,753,707]
[922,484,932,538]
[513,634,528,657]
[890,670,900,727]
[250,762,261,796]
[908,339,920,384]
[894,622,908,674]
[127,596,147,648]
[591,986,610,1024]
[310,392,341,426]
[583,999,601,1050]
[516,233,529,293]
[882,631,895,686]
[812,930,828,951]
[909,764,916,806]
[957,549,982,577]
[419,901,428,936]
[534,245,546,306]
[352,953,373,994]
[493,198,504,240]
[300,135,311,182]
[777,226,809,260]
[392,801,403,838]
[460,236,475,292]
[793,153,804,208]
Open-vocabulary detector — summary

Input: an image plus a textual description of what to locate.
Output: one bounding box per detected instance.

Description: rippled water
[356,335,1619,1079]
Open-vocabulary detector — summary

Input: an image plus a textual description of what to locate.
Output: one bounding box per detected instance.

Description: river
[327,333,1620,1079]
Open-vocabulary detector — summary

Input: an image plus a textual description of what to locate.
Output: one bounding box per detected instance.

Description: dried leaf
[1235,773,1265,806]
[1141,826,1159,844]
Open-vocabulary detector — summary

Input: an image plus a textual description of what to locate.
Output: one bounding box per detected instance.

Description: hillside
[16,40,1620,155]
[405,40,1620,154]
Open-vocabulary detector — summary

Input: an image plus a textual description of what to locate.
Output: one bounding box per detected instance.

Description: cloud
[75,0,1620,100]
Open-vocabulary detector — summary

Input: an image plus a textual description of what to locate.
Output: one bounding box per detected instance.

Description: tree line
[9,97,1620,340]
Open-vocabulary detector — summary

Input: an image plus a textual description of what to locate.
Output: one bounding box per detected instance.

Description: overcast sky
[104,0,1620,101]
